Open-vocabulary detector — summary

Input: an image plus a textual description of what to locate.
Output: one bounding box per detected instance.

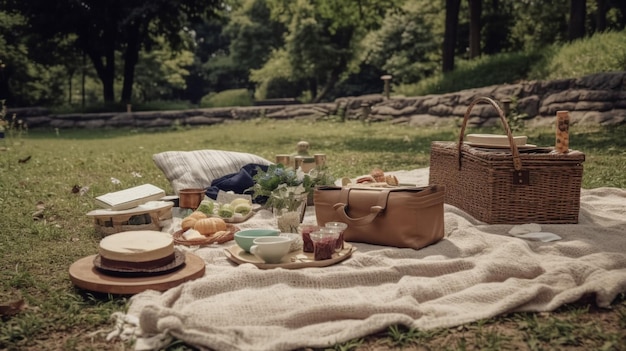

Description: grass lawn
[0,119,625,350]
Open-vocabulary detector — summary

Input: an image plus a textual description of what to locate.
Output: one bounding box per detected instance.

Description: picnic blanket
[113,168,626,351]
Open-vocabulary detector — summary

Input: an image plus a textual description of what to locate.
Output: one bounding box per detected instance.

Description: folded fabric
[508,223,562,242]
[205,163,269,203]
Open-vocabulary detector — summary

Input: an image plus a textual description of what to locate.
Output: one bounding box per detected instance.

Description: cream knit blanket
[121,169,626,351]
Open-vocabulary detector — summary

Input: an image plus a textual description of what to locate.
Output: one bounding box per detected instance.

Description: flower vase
[274,195,307,233]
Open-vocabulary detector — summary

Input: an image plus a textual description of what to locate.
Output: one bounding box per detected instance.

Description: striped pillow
[153,150,272,194]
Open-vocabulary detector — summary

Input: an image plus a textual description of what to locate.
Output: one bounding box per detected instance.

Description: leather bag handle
[331,187,392,226]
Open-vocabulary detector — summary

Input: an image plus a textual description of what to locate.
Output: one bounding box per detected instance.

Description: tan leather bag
[313,185,445,249]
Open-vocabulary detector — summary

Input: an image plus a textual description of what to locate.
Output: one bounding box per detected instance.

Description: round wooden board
[69,253,205,295]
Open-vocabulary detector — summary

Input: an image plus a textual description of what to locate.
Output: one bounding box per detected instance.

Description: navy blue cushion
[205,163,270,204]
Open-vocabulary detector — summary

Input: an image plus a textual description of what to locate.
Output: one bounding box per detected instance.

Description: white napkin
[508,223,562,242]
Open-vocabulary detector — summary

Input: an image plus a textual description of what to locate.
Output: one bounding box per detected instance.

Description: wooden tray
[173,224,239,246]
[224,243,356,269]
[68,253,205,295]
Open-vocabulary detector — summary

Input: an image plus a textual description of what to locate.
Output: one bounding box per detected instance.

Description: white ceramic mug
[250,236,293,264]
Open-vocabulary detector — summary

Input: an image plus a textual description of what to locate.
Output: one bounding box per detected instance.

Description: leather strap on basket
[457,97,523,171]
[332,187,392,226]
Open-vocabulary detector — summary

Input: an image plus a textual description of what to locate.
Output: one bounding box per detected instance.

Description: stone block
[542,90,581,105]
[184,116,224,125]
[517,95,540,118]
[578,90,617,101]
[407,114,440,127]
[574,101,613,111]
[541,102,577,116]
[20,116,51,128]
[428,104,453,116]
[49,119,76,128]
[575,72,626,90]
[76,119,106,129]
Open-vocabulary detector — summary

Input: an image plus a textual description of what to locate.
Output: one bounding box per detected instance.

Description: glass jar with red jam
[298,224,319,253]
[310,229,340,260]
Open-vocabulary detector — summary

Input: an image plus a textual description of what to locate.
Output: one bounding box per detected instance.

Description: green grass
[200,89,253,108]
[0,119,625,350]
[538,29,626,80]
[396,50,544,96]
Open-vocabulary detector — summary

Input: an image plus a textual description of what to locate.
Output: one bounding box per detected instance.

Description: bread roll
[370,168,385,182]
[194,217,228,236]
[181,216,198,231]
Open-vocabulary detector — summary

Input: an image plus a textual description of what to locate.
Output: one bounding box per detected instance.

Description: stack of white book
[95,184,166,211]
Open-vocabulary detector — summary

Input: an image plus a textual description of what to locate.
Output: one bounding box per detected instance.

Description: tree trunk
[121,22,141,104]
[569,0,587,41]
[443,0,462,72]
[618,0,626,29]
[103,50,115,103]
[468,0,482,59]
[85,48,115,103]
[595,0,607,32]
[68,72,73,105]
[312,55,348,103]
[309,78,317,101]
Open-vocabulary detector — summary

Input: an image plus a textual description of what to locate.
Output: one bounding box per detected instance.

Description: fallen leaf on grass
[71,185,90,196]
[0,299,27,319]
[32,209,44,220]
[18,155,31,163]
[33,201,45,220]
[79,185,90,196]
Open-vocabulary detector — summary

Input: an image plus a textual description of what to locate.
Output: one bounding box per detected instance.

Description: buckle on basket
[513,170,530,185]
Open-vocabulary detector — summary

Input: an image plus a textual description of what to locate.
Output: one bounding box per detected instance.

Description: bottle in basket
[555,110,570,154]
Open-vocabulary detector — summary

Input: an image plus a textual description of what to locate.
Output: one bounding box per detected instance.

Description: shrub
[396,50,542,96]
[200,89,253,108]
[533,29,626,80]
[395,29,626,97]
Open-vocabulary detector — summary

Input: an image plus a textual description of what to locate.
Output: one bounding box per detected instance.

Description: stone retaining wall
[7,71,626,129]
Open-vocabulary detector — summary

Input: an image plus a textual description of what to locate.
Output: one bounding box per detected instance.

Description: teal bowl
[234,229,280,252]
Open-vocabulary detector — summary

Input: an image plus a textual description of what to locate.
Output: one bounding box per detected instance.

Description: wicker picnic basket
[429,97,585,224]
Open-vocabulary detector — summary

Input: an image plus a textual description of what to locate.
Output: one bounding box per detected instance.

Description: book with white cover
[95,184,166,210]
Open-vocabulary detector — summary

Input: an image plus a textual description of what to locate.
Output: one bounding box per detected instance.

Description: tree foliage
[363,0,442,84]
[2,0,626,107]
[255,0,403,102]
[3,0,221,104]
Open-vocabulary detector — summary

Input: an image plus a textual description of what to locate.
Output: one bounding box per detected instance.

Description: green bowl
[234,229,280,252]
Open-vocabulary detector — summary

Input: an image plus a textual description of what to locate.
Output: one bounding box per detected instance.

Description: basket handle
[457,97,523,171]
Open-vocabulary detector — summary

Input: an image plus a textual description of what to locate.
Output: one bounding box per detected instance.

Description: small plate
[466,134,527,146]
[464,142,537,149]
[224,243,356,269]
[174,224,240,246]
